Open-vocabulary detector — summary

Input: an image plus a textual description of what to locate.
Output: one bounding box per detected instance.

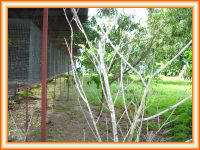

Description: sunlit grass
[82,74,192,141]
[82,75,192,108]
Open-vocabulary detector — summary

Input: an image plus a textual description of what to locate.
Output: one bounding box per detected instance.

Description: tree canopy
[73,8,192,81]
[147,8,192,77]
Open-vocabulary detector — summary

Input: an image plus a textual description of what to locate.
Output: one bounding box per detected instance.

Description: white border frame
[1,1,199,149]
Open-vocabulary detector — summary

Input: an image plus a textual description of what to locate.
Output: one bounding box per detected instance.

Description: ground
[45,95,98,142]
[8,77,114,142]
[8,76,192,142]
[9,77,95,142]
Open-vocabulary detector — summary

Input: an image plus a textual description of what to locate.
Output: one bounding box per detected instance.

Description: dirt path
[45,92,97,142]
[8,78,101,142]
[8,77,116,142]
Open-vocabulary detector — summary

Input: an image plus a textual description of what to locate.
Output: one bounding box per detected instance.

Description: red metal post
[41,8,48,142]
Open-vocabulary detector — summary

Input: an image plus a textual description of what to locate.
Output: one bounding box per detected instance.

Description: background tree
[147,8,192,77]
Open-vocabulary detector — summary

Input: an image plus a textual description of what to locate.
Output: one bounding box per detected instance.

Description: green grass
[145,76,192,141]
[146,76,191,114]
[82,75,192,141]
[82,75,191,106]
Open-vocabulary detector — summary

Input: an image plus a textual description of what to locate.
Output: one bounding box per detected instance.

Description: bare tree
[63,8,192,142]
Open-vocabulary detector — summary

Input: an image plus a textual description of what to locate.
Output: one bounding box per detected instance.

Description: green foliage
[164,102,192,141]
[74,8,147,75]
[8,98,16,106]
[74,8,193,83]
[147,8,192,78]
[163,58,184,76]
[81,75,192,141]
[86,74,101,89]
[147,122,159,131]
[97,8,118,18]
[144,76,192,141]
[184,47,192,78]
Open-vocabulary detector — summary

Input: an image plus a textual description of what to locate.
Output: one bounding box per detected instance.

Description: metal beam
[41,8,48,142]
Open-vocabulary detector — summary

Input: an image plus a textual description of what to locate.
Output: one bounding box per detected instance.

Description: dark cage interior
[8,8,88,94]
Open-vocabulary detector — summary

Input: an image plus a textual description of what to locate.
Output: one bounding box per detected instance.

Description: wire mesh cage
[8,18,69,92]
[8,8,88,142]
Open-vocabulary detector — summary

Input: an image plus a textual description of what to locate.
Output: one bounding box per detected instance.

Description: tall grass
[82,75,192,141]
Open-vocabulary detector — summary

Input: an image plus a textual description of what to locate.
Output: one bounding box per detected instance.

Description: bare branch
[9,111,23,141]
[124,80,151,142]
[24,108,35,141]
[120,61,132,125]
[153,40,192,78]
[64,10,102,142]
[141,95,192,122]
[98,39,119,142]
[94,20,147,87]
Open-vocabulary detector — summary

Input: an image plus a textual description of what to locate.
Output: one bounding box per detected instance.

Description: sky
[88,8,148,27]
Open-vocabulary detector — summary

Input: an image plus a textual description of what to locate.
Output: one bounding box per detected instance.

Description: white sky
[88,8,148,27]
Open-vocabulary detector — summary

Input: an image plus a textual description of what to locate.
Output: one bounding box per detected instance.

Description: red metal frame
[41,8,48,142]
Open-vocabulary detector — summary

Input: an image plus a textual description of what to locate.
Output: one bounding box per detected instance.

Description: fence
[8,18,69,92]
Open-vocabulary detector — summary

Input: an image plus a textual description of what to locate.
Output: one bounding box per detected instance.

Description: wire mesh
[8,18,69,91]
[8,8,88,142]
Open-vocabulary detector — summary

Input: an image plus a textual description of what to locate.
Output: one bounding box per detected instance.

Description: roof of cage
[8,8,88,53]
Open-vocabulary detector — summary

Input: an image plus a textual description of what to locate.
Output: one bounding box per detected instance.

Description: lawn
[81,75,192,141]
